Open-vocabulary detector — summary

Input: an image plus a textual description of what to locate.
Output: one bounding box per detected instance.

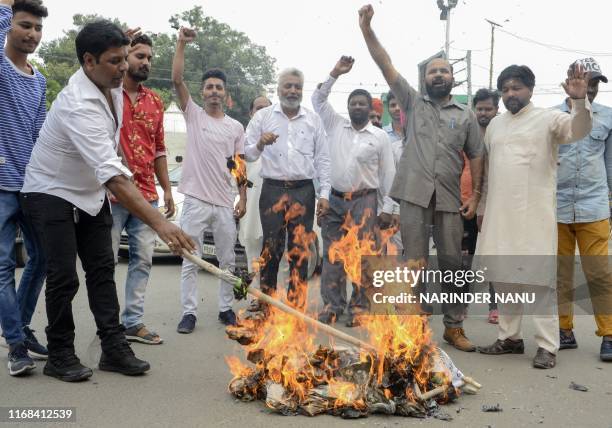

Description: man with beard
[109,34,173,345]
[312,56,396,326]
[359,4,484,351]
[172,27,247,332]
[21,20,194,382]
[245,68,331,312]
[554,58,612,362]
[477,64,591,369]
[0,0,48,376]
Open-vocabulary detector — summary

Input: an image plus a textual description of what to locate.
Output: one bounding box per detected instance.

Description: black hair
[386,91,397,105]
[348,89,372,108]
[12,0,48,18]
[131,34,152,48]
[202,68,227,86]
[472,88,500,108]
[497,65,536,91]
[75,20,130,66]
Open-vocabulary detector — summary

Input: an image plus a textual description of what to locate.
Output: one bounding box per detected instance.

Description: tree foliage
[37,6,276,125]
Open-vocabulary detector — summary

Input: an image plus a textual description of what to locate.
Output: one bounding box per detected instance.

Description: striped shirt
[0,5,46,191]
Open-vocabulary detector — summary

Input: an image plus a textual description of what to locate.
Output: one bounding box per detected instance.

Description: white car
[119,166,323,278]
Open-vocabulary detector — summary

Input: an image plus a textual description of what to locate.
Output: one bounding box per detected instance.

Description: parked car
[119,166,323,278]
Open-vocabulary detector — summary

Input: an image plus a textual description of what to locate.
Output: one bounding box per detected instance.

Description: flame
[229,154,247,186]
[327,210,377,285]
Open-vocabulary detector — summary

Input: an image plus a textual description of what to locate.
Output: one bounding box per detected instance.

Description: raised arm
[553,64,592,143]
[312,56,354,131]
[358,5,400,88]
[172,27,196,112]
[0,0,14,61]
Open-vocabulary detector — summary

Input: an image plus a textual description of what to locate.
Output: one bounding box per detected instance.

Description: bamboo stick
[182,250,377,353]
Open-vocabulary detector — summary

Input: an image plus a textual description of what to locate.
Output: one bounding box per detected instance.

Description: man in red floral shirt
[111,34,174,345]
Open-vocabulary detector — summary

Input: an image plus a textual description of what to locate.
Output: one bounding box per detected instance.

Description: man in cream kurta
[476,64,591,369]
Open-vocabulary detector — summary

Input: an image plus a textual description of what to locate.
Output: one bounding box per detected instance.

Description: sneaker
[99,341,150,375]
[559,329,578,350]
[600,338,612,362]
[443,327,476,352]
[125,324,163,345]
[43,354,92,382]
[23,326,48,359]
[218,309,238,326]
[8,342,36,376]
[533,347,556,369]
[478,338,525,355]
[177,314,197,334]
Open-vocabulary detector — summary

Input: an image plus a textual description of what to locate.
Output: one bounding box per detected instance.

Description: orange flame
[229,154,247,186]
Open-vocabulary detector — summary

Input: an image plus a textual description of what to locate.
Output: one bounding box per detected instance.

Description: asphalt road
[1,259,611,428]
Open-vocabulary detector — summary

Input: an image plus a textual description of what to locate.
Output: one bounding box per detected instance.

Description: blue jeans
[0,190,46,345]
[110,201,157,329]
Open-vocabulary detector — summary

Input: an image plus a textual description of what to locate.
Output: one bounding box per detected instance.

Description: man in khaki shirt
[359,4,484,352]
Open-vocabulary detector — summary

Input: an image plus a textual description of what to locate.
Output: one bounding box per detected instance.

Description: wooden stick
[182,250,377,353]
[462,376,482,389]
[417,385,448,401]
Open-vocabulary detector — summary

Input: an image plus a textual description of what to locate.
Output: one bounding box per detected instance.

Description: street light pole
[437,0,458,59]
[486,19,502,90]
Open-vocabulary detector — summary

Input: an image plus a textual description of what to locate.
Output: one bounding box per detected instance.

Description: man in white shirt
[312,56,396,327]
[21,21,194,382]
[245,68,331,311]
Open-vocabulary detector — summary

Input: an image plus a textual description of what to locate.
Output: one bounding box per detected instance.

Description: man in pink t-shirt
[172,27,246,331]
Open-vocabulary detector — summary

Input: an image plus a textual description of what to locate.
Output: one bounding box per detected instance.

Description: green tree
[37,7,277,124]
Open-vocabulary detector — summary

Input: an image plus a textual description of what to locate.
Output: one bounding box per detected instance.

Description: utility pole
[485,19,502,90]
[437,0,458,59]
[466,50,472,106]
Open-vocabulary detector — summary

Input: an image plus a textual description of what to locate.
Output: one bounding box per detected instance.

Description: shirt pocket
[356,141,378,165]
[586,128,608,152]
[292,126,315,158]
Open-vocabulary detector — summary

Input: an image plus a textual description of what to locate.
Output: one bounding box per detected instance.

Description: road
[1,259,610,428]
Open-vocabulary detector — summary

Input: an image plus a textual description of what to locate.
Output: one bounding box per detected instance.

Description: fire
[228,154,247,187]
[328,210,377,285]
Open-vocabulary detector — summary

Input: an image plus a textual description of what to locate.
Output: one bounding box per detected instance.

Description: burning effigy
[221,212,481,420]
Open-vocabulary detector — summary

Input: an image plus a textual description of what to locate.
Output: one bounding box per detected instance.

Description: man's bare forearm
[360,25,399,86]
[469,156,484,196]
[106,175,165,230]
[154,156,171,193]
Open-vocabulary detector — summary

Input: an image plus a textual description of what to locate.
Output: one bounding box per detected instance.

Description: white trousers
[179,195,236,314]
[495,283,560,354]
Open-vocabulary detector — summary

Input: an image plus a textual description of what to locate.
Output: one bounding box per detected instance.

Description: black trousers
[259,179,315,309]
[21,193,124,358]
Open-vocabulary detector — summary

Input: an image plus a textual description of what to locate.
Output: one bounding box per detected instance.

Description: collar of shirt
[72,68,123,125]
[422,94,467,110]
[343,121,377,134]
[558,99,603,114]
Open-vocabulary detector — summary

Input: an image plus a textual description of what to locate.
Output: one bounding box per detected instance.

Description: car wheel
[15,242,28,268]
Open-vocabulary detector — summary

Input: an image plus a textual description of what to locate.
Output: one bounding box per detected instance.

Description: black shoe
[478,338,525,355]
[317,311,339,325]
[99,341,150,375]
[23,326,48,360]
[8,342,36,376]
[177,314,197,334]
[218,309,238,326]
[601,338,612,362]
[559,329,578,350]
[533,347,556,369]
[43,355,92,382]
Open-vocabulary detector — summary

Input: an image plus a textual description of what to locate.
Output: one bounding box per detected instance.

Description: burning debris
[225,304,481,419]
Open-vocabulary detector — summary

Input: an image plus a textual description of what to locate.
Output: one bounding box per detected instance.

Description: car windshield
[168,166,182,185]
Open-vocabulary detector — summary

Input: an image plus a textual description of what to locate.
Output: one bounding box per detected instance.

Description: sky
[41,0,612,114]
